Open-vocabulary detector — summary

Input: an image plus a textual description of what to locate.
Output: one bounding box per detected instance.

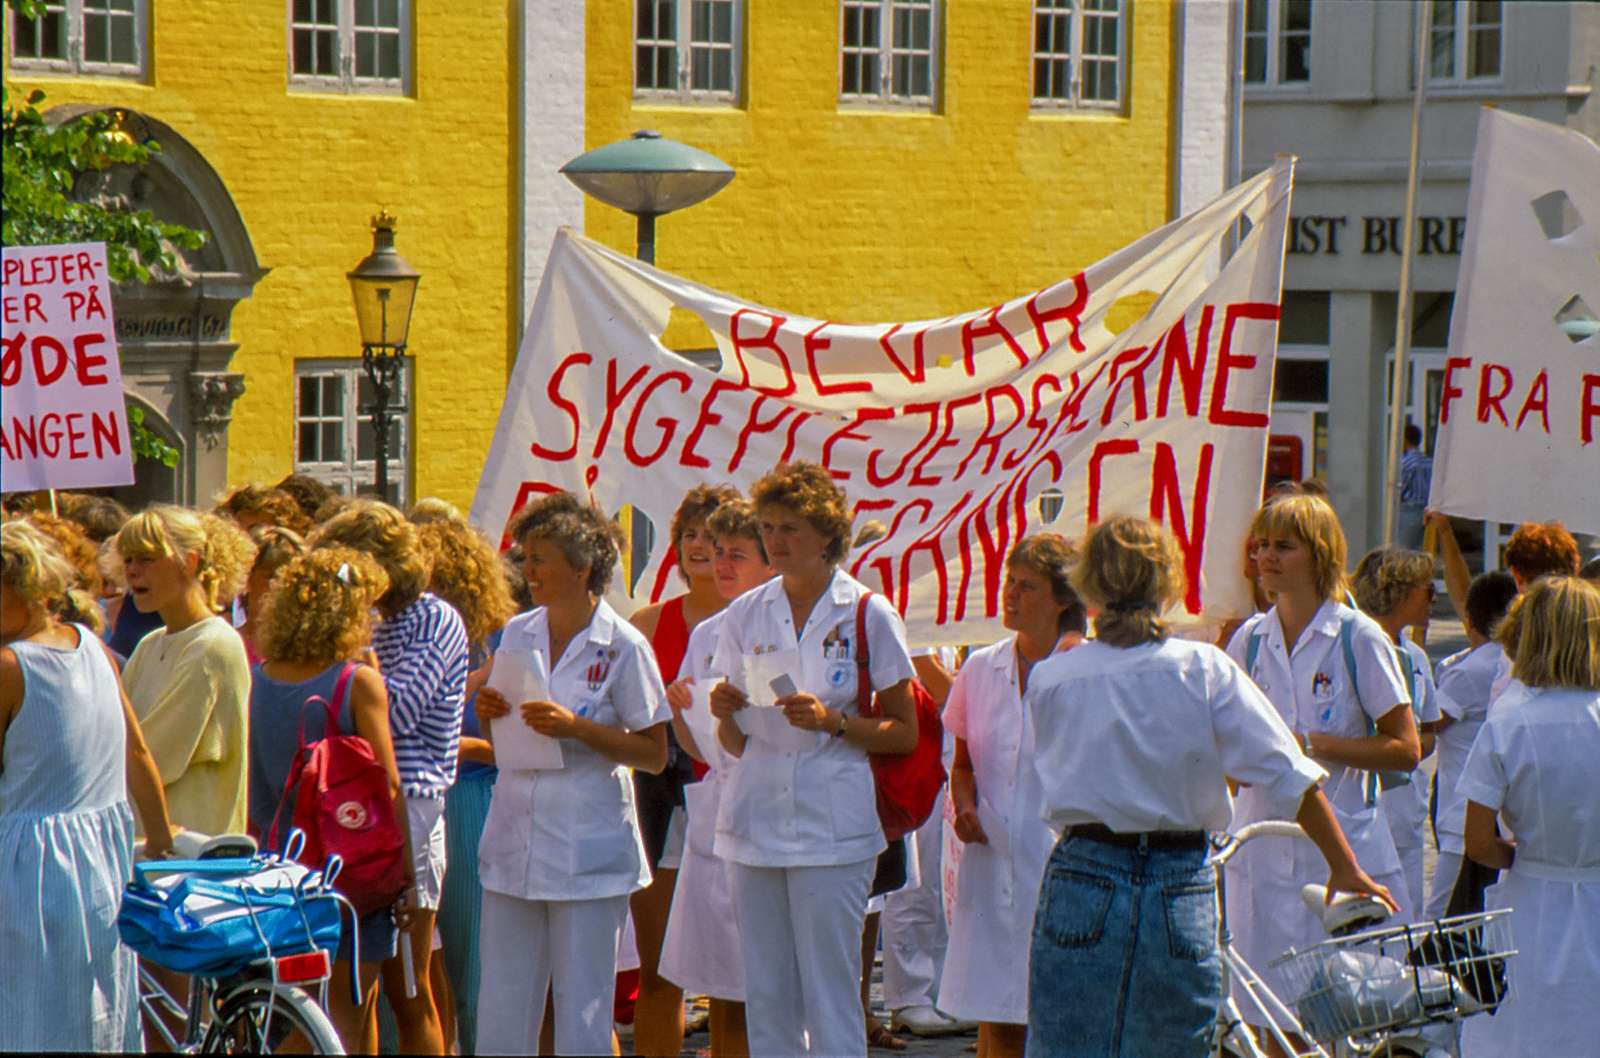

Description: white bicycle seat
[1300,883,1392,935]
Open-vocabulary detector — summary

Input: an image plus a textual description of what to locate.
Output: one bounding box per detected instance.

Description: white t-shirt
[711,569,915,868]
[1432,641,1503,854]
[1025,637,1326,833]
[477,600,669,901]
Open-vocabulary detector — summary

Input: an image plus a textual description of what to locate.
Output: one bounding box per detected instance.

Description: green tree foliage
[4,0,206,467]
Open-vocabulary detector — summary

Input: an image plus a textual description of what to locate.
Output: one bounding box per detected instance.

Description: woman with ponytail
[114,506,256,836]
[1024,516,1393,1056]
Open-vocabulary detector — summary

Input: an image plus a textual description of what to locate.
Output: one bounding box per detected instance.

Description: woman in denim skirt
[1022,517,1396,1057]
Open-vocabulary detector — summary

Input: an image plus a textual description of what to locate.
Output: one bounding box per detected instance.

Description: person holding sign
[473,492,670,1056]
[938,533,1086,1058]
[659,496,774,1058]
[1224,495,1419,1051]
[707,461,919,1058]
[1025,516,1393,1056]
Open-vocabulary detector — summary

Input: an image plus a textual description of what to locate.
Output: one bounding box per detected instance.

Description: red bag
[854,595,947,841]
[268,664,409,915]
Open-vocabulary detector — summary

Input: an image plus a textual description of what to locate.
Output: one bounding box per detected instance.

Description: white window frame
[293,359,411,506]
[632,0,743,104]
[1242,0,1312,88]
[1425,0,1502,84]
[838,0,940,110]
[7,0,147,79]
[1030,0,1127,112]
[287,0,410,97]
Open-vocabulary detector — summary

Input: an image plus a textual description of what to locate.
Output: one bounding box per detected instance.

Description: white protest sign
[1428,110,1600,531]
[475,161,1294,645]
[1,242,135,491]
[486,646,564,770]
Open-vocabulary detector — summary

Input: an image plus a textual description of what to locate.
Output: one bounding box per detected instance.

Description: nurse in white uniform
[1351,546,1444,918]
[659,497,773,1057]
[1426,570,1517,919]
[938,534,1086,1058]
[708,461,919,1058]
[1225,494,1420,1036]
[1458,576,1600,1057]
[473,492,670,1056]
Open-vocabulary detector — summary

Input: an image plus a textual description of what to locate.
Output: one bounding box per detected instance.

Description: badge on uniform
[585,647,617,692]
[822,624,852,661]
[1312,671,1334,699]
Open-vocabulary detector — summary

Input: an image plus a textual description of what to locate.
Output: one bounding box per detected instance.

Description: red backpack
[268,664,409,915]
[854,595,947,841]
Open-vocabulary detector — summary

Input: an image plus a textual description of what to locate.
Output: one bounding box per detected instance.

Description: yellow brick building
[7,0,1220,511]
[5,0,515,510]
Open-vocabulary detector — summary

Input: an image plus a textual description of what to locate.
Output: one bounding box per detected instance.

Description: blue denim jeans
[1027,833,1221,1057]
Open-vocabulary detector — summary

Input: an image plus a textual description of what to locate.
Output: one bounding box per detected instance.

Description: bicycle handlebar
[1211,820,1309,866]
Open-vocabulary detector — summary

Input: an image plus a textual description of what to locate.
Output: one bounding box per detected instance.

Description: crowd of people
[1,465,1597,1057]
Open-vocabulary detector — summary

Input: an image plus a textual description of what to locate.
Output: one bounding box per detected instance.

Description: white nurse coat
[658,612,747,1001]
[1225,601,1413,1017]
[936,637,1056,1025]
[711,570,915,869]
[1458,685,1600,1056]
[477,600,668,902]
[1379,638,1443,915]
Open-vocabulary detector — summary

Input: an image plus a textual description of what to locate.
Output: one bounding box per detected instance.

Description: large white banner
[1,242,135,492]
[474,160,1294,645]
[1429,110,1600,532]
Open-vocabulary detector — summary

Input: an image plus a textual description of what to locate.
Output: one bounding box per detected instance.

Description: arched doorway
[49,105,268,507]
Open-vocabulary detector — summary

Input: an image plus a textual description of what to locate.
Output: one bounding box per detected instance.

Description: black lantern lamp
[347,209,420,502]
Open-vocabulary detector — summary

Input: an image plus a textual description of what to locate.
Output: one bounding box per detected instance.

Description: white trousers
[731,857,876,1057]
[475,890,629,1056]
[881,808,947,1011]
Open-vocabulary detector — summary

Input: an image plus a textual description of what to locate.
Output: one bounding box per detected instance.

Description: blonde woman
[1224,495,1419,1049]
[250,548,415,1053]
[312,501,468,1057]
[1351,546,1444,918]
[1460,577,1600,1055]
[1,522,175,1051]
[1025,516,1391,1054]
[114,505,256,836]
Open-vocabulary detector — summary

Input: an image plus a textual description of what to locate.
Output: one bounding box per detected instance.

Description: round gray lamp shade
[561,130,734,216]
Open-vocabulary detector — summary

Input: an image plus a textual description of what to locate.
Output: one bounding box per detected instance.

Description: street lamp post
[559,129,735,264]
[347,210,420,503]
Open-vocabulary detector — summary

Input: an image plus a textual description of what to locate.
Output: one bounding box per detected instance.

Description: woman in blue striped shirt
[314,502,469,1057]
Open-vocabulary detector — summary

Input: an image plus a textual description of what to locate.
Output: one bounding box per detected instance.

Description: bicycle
[126,829,357,1054]
[1210,821,1515,1058]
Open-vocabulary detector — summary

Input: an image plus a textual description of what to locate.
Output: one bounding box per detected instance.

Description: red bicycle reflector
[274,950,330,984]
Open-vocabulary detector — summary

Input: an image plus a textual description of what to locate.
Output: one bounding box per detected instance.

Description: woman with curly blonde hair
[249,547,415,1053]
[312,500,466,1056]
[113,505,255,836]
[12,511,106,633]
[237,526,307,662]
[216,482,313,536]
[414,516,515,1055]
[1,522,176,1052]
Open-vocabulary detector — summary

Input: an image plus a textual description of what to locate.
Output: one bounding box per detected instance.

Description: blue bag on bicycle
[118,841,344,977]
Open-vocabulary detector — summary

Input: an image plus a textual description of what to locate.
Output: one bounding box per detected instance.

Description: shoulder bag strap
[267,663,356,850]
[854,594,877,719]
[1245,629,1263,675]
[1339,616,1382,807]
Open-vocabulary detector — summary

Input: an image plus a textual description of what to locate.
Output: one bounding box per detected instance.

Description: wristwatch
[833,711,849,738]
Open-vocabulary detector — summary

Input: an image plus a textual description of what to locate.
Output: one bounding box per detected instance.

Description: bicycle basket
[1271,909,1515,1041]
[118,837,344,978]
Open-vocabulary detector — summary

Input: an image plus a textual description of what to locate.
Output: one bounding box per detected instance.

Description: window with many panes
[289,0,408,95]
[8,0,145,77]
[840,0,937,108]
[1427,0,1500,82]
[294,360,410,505]
[1031,0,1125,110]
[1243,0,1312,85]
[634,0,741,102]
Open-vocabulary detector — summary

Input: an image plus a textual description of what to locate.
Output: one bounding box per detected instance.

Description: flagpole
[1383,8,1432,546]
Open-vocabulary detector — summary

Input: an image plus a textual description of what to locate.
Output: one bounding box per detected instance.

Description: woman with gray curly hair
[473,491,669,1055]
[1351,546,1444,918]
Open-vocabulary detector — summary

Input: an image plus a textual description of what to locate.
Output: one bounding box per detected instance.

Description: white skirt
[658,782,745,1001]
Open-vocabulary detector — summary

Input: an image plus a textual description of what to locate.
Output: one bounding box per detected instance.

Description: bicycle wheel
[202,982,344,1054]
